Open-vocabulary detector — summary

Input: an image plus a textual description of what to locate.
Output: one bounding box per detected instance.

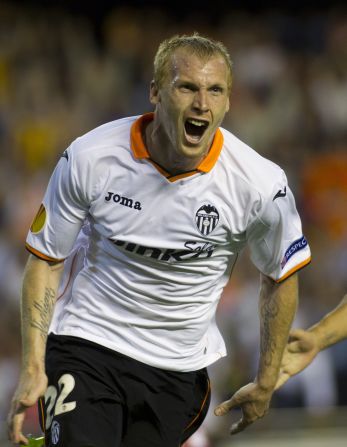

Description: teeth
[187,119,207,127]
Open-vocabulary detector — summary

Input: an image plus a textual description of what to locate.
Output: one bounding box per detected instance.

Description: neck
[144,121,205,176]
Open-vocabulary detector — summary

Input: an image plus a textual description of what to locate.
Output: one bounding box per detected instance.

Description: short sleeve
[247,174,311,282]
[26,142,91,261]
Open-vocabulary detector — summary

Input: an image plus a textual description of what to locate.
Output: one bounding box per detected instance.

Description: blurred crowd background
[0,0,346,445]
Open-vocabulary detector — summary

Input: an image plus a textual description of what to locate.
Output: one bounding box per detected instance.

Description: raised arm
[276,294,347,389]
[215,273,298,434]
[7,255,64,445]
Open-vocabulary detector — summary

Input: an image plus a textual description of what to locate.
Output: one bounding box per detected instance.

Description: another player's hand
[275,329,319,390]
[214,382,273,435]
[7,368,48,445]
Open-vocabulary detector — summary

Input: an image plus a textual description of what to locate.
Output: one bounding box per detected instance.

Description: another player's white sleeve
[26,142,92,261]
[247,173,311,282]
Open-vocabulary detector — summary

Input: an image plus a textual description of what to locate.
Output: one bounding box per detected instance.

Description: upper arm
[21,255,65,308]
[25,254,65,279]
[26,143,92,262]
[260,271,298,295]
[247,174,311,283]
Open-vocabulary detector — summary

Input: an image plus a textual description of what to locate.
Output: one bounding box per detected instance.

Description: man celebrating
[8,34,311,446]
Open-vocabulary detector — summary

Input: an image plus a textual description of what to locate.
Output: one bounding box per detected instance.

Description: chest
[88,164,252,259]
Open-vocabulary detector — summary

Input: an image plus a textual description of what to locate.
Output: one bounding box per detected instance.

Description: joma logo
[105,192,142,210]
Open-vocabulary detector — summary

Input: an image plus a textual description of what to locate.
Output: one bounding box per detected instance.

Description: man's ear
[226,96,230,113]
[150,80,160,105]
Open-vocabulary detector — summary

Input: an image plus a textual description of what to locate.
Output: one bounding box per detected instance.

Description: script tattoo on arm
[29,287,56,340]
[260,296,279,366]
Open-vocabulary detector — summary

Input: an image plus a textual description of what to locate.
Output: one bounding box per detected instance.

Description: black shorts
[39,334,211,447]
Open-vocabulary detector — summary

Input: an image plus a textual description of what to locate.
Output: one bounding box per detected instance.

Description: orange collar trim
[130,113,224,174]
[130,113,154,159]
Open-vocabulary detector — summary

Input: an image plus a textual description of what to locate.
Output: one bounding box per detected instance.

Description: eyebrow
[176,80,199,89]
[208,83,225,90]
[175,79,227,90]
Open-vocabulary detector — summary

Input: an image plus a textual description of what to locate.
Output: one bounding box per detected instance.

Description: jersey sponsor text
[111,239,215,261]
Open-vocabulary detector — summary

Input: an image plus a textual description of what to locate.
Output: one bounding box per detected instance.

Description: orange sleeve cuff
[276,256,312,283]
[26,243,65,263]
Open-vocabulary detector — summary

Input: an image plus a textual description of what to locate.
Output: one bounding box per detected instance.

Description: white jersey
[26,113,311,372]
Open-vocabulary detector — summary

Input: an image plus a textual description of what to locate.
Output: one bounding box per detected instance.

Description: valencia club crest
[195,204,219,236]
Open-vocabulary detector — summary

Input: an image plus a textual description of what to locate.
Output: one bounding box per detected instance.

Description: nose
[192,89,209,113]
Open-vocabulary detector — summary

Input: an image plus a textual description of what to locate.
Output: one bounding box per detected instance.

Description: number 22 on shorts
[45,373,76,429]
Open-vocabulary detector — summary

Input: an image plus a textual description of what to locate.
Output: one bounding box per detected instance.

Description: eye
[178,83,196,93]
[210,86,224,95]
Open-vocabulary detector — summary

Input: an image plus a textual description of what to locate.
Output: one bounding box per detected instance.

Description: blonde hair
[153,33,233,92]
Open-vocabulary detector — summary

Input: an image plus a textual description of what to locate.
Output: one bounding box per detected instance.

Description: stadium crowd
[0,1,346,443]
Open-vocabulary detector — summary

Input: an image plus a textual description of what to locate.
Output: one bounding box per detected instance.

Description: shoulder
[67,115,139,162]
[59,116,139,197]
[219,127,286,201]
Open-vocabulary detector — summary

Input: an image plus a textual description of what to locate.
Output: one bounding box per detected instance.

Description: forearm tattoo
[260,296,279,366]
[27,287,56,340]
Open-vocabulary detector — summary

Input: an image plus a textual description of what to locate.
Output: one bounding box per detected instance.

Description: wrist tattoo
[260,296,279,366]
[27,287,56,340]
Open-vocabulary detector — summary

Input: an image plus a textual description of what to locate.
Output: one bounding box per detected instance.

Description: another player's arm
[215,273,298,434]
[308,294,347,350]
[8,254,64,445]
[276,294,347,389]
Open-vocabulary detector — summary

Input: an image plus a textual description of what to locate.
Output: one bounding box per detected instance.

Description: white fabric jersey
[26,113,311,372]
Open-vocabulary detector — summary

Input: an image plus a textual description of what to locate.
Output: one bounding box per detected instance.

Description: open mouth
[184,118,209,144]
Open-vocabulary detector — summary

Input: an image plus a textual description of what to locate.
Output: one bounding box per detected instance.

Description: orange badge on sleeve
[30,204,47,233]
